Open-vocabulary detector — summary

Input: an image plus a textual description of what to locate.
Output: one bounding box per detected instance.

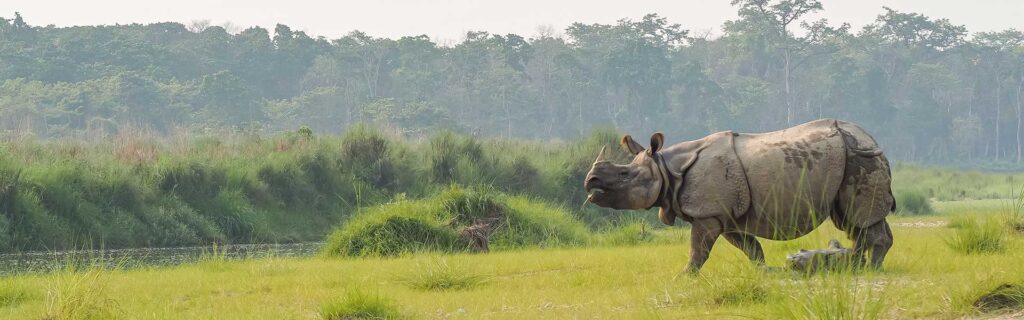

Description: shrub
[340,124,397,190]
[895,190,932,215]
[946,217,1005,254]
[427,131,486,184]
[321,187,589,257]
[319,290,402,320]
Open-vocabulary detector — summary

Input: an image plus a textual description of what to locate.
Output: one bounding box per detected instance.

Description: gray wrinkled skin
[583,119,895,273]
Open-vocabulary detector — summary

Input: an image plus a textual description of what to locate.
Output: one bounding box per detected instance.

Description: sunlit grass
[394,257,489,291]
[0,214,1021,319]
[946,216,1006,254]
[319,290,402,320]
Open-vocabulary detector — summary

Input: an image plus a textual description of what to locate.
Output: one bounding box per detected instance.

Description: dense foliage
[2,1,1024,166]
[0,126,633,251]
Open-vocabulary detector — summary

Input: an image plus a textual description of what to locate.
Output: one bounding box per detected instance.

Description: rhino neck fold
[650,152,682,215]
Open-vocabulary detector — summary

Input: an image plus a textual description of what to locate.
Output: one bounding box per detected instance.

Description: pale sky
[4,1,1023,43]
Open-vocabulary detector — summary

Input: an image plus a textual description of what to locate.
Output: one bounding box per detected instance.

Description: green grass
[0,127,635,251]
[2,213,1022,319]
[42,265,120,320]
[946,216,1006,254]
[395,257,489,291]
[319,290,402,320]
[891,163,1024,201]
[770,274,891,320]
[0,278,34,308]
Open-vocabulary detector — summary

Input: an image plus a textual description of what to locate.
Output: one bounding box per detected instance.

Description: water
[0,242,323,275]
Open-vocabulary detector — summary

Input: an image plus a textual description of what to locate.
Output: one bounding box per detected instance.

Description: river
[0,242,323,275]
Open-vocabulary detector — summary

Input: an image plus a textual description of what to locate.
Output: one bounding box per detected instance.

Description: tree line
[2,0,1024,166]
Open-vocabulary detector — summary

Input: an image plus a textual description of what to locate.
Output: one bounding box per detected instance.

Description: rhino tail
[835,120,884,158]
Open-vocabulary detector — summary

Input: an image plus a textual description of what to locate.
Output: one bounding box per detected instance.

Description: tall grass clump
[319,290,402,320]
[396,258,488,291]
[340,124,399,191]
[321,201,460,257]
[946,216,1005,254]
[1003,188,1024,233]
[427,131,486,185]
[44,264,120,320]
[895,190,933,215]
[321,187,589,257]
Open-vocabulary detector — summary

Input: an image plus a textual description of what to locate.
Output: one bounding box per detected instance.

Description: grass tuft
[319,290,402,320]
[44,264,120,320]
[946,217,1006,254]
[396,258,488,291]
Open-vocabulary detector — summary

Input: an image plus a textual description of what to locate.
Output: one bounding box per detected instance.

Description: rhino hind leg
[848,219,893,269]
[723,232,765,265]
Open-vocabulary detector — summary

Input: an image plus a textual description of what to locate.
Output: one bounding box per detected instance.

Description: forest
[2,1,1023,167]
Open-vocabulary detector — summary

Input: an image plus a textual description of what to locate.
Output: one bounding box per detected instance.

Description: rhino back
[730,119,847,240]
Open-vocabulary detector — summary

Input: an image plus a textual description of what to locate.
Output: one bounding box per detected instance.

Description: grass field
[2,212,1022,319]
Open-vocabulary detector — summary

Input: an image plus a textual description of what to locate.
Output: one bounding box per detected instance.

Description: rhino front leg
[723,232,765,266]
[685,218,723,274]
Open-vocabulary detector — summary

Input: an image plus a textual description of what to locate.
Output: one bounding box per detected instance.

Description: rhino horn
[594,146,608,163]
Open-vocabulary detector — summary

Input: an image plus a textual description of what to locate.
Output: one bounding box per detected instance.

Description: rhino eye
[618,171,629,178]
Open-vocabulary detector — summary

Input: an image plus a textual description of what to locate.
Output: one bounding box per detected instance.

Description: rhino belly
[731,120,846,240]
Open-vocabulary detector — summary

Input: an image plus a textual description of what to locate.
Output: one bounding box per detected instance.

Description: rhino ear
[649,132,664,154]
[621,135,645,155]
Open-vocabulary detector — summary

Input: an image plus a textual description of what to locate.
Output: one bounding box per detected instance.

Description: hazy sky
[4,1,1023,43]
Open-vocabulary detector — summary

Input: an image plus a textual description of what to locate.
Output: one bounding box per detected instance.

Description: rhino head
[584,133,666,210]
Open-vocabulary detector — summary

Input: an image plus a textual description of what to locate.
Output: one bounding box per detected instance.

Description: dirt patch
[893,221,947,228]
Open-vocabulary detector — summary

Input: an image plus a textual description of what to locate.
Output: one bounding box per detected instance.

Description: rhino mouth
[586,188,606,203]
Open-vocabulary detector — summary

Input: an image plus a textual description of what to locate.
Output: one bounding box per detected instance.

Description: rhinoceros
[583,119,894,273]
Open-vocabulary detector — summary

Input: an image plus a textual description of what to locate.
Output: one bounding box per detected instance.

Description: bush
[321,204,460,257]
[319,290,402,320]
[895,190,932,215]
[340,124,397,190]
[321,187,589,257]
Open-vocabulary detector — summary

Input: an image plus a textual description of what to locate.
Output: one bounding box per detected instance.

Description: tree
[728,0,849,125]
